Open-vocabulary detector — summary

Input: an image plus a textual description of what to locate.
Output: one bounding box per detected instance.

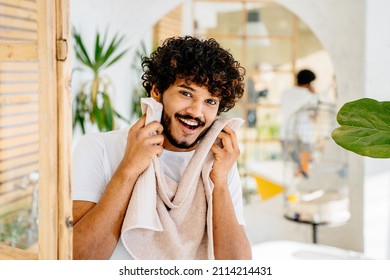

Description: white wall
[363,0,390,259]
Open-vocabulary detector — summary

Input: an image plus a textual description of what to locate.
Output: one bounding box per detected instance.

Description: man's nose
[187,100,203,117]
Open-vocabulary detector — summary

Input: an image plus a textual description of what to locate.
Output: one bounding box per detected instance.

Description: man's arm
[72,166,140,259]
[73,115,164,259]
[210,125,252,260]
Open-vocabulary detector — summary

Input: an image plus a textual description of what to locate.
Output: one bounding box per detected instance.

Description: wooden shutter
[153,4,183,46]
[0,0,72,260]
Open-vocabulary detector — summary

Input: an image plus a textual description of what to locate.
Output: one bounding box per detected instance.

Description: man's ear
[150,85,161,102]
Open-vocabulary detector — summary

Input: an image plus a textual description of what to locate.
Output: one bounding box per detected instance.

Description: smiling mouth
[176,115,205,130]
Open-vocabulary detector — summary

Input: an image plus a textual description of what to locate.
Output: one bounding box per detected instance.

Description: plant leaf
[113,109,131,124]
[73,91,88,134]
[72,27,93,68]
[331,98,390,158]
[93,105,104,132]
[94,30,103,71]
[102,93,114,131]
[105,49,128,68]
[76,113,86,135]
[100,34,119,67]
[101,34,127,69]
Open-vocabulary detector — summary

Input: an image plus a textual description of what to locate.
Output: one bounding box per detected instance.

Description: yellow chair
[253,174,284,201]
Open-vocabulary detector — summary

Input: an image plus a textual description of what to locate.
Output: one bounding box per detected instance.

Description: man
[280,69,319,176]
[72,36,252,260]
[280,69,318,141]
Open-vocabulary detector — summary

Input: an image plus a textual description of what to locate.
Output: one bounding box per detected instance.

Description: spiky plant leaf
[102,93,114,131]
[72,28,93,69]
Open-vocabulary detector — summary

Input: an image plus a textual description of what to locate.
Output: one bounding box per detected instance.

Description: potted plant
[332,98,390,158]
[72,27,130,134]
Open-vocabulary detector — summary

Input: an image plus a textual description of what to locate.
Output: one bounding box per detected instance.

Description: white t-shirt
[280,86,318,140]
[72,126,246,260]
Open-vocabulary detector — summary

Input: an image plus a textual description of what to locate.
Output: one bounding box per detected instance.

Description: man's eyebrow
[178,84,196,92]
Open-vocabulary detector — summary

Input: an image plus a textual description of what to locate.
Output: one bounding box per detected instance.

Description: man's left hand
[210,125,240,187]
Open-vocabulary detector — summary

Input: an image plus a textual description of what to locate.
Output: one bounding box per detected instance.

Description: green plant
[72,27,130,134]
[331,98,390,158]
[130,41,148,120]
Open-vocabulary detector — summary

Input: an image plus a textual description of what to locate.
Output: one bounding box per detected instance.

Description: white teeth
[179,117,198,127]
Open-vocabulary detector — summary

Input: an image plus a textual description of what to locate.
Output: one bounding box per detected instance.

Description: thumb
[133,114,146,128]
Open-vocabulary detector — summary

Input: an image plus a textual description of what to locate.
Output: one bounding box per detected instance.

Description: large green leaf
[331,98,390,158]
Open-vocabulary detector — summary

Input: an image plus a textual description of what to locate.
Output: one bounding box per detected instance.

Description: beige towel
[121,97,244,259]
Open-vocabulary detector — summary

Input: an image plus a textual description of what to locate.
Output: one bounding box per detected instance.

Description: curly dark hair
[141,36,245,113]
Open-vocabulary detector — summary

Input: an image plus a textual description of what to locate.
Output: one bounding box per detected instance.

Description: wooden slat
[159,22,181,31]
[0,93,38,104]
[0,0,36,10]
[154,4,183,46]
[0,117,38,128]
[0,102,38,116]
[0,152,38,172]
[0,177,21,193]
[0,42,38,61]
[0,132,38,148]
[0,5,37,21]
[0,170,35,192]
[0,61,38,72]
[0,142,38,161]
[0,244,38,260]
[0,30,37,41]
[0,16,38,31]
[0,198,32,216]
[0,162,38,183]
[0,82,38,93]
[0,122,39,136]
[159,16,181,26]
[0,113,38,127]
[0,124,39,138]
[0,72,38,82]
[0,188,32,209]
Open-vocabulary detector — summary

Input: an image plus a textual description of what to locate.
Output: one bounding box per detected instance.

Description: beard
[161,110,211,150]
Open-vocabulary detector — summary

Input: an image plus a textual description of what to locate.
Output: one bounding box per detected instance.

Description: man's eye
[206,99,218,105]
[180,91,191,97]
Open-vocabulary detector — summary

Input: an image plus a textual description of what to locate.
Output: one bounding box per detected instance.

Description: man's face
[153,79,220,152]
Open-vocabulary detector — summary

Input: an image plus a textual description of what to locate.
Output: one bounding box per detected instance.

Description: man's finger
[133,114,146,129]
[221,125,238,149]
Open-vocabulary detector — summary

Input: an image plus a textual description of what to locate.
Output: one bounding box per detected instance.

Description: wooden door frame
[37,0,72,260]
[0,0,72,260]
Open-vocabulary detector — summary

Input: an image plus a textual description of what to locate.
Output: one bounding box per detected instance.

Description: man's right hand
[119,114,164,176]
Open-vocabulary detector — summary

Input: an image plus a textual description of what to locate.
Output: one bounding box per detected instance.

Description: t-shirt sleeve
[227,164,246,226]
[72,133,107,203]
